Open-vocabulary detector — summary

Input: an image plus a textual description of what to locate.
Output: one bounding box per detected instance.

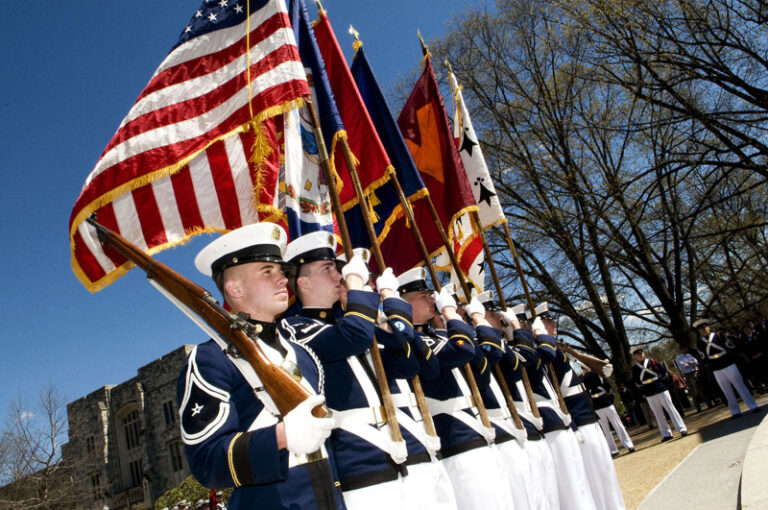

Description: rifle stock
[86,217,326,418]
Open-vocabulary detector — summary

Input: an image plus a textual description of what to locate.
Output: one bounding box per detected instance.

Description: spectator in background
[675,345,707,413]
[742,322,767,393]
[618,383,640,427]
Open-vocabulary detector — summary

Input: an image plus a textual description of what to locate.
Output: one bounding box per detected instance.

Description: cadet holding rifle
[177,224,341,510]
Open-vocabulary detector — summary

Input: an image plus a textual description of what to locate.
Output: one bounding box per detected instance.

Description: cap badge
[327,234,334,246]
[271,227,281,240]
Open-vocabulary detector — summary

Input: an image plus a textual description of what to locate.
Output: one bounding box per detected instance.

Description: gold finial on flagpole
[349,25,363,52]
[417,29,431,58]
[315,0,326,16]
[444,58,454,74]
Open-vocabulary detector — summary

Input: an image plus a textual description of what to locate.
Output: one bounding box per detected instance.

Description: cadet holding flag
[399,269,515,510]
[502,311,597,510]
[535,307,625,510]
[178,223,340,510]
[283,232,456,509]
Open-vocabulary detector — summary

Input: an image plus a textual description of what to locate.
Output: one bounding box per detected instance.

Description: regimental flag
[350,45,444,274]
[70,0,309,292]
[312,9,393,232]
[278,0,344,239]
[435,70,508,292]
[277,109,334,237]
[436,233,486,295]
[397,53,477,260]
[448,71,506,231]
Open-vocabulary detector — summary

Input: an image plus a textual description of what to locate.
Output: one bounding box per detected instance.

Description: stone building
[64,345,194,510]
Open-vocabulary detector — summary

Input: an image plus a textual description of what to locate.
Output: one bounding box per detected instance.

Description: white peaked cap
[284,230,337,266]
[194,223,287,277]
[510,303,528,320]
[535,302,549,316]
[477,290,494,305]
[397,267,430,293]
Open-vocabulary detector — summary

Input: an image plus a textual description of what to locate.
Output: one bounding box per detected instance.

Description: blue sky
[0,1,479,417]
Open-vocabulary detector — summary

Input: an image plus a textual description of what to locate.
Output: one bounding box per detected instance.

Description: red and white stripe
[70,1,308,291]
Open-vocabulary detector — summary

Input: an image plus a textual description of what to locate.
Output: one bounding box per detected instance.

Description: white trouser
[714,363,758,415]
[576,422,626,510]
[442,445,515,510]
[646,390,686,438]
[543,428,597,510]
[522,439,558,510]
[496,440,535,510]
[401,460,458,510]
[595,405,634,453]
[343,477,403,510]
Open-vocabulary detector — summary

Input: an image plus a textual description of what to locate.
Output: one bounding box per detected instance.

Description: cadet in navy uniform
[470,292,539,510]
[177,223,340,510]
[398,270,515,510]
[533,306,625,510]
[504,309,597,510]
[495,305,560,510]
[631,348,687,440]
[283,233,456,510]
[583,368,634,455]
[694,319,760,418]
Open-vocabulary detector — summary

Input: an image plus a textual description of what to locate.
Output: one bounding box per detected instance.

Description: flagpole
[495,221,569,414]
[304,95,404,444]
[443,62,542,421]
[337,139,439,440]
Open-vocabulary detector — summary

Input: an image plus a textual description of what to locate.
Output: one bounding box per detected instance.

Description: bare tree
[0,384,74,510]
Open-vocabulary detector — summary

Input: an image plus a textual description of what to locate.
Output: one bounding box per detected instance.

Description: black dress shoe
[752,407,763,414]
[660,436,673,442]
[628,448,636,453]
[730,413,742,420]
[681,431,689,437]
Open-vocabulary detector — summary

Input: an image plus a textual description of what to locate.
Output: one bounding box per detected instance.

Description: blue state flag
[349,45,442,274]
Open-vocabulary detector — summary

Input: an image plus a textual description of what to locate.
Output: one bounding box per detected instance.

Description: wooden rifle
[557,341,612,377]
[86,216,326,418]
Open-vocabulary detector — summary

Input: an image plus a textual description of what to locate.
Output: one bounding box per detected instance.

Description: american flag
[69,0,309,292]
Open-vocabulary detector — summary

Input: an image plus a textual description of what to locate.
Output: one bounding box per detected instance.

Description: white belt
[390,391,419,410]
[487,409,527,442]
[427,396,495,444]
[426,395,473,415]
[563,383,586,398]
[289,445,329,468]
[333,407,407,463]
[333,406,386,427]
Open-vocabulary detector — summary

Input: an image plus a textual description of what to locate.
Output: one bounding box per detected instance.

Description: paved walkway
[639,408,765,509]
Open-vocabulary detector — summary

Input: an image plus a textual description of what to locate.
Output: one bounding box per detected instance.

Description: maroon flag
[397,54,477,251]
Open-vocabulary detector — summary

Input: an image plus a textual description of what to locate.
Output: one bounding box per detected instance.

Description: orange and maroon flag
[397,53,477,252]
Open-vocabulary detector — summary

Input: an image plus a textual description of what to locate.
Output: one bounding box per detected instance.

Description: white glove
[283,395,334,455]
[532,317,546,336]
[465,296,486,317]
[602,362,614,378]
[342,254,370,284]
[386,437,408,465]
[424,434,442,456]
[498,309,513,325]
[375,268,399,294]
[362,284,374,292]
[433,287,457,314]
